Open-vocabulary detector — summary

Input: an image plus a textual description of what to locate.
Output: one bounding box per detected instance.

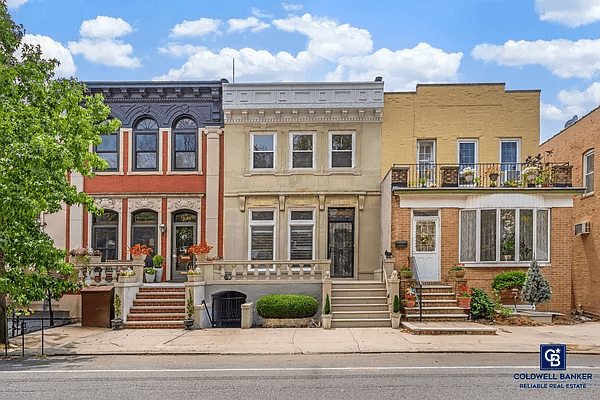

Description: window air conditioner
[574,222,591,236]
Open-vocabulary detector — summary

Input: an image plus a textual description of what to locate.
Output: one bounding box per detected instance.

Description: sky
[6,0,600,143]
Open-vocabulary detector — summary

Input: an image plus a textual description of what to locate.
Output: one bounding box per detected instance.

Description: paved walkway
[3,322,600,357]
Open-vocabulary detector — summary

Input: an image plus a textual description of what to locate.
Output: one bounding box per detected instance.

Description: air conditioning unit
[574,222,590,236]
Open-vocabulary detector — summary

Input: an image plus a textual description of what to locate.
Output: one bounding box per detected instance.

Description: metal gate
[328,208,355,278]
[212,291,246,328]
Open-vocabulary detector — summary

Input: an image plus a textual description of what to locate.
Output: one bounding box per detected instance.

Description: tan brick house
[540,106,600,316]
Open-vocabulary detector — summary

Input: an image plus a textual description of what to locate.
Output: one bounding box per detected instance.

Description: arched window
[92,211,119,261]
[172,117,198,170]
[131,210,158,256]
[134,118,159,171]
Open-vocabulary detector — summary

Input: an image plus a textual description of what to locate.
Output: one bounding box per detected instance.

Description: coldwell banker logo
[540,344,566,371]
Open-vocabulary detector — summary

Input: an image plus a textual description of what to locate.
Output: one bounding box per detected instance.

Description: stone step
[331,296,388,305]
[331,281,386,290]
[405,314,468,322]
[332,310,390,319]
[331,304,389,312]
[139,287,185,293]
[136,293,185,299]
[331,288,387,298]
[133,299,185,307]
[129,306,186,314]
[419,293,457,301]
[421,300,458,307]
[401,321,497,335]
[124,321,184,329]
[405,307,468,315]
[126,313,186,321]
[416,285,454,294]
[332,318,391,328]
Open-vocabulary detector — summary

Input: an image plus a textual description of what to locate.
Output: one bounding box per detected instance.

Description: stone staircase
[124,285,186,329]
[404,283,468,322]
[330,281,391,328]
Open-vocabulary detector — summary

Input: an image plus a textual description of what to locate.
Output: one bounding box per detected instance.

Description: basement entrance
[212,291,247,328]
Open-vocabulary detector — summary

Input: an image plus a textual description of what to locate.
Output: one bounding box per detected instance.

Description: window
[458,140,478,185]
[172,118,198,171]
[500,139,520,183]
[134,118,159,171]
[249,210,275,260]
[251,133,275,170]
[417,140,436,183]
[329,132,354,169]
[131,210,158,257]
[584,150,594,194]
[290,132,315,169]
[96,131,119,171]
[92,211,118,261]
[460,208,549,263]
[289,210,314,260]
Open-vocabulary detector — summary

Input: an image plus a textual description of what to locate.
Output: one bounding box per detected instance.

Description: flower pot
[322,314,332,329]
[132,254,145,262]
[196,253,207,262]
[453,270,466,279]
[145,273,155,283]
[406,300,416,308]
[111,318,123,330]
[154,267,163,282]
[184,318,194,330]
[391,314,401,329]
[464,174,474,183]
[118,275,137,283]
[400,270,413,279]
[489,173,499,182]
[459,297,471,308]
[88,256,101,264]
[187,274,204,282]
[526,173,536,182]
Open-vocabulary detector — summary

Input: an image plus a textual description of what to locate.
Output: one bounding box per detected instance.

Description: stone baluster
[231,264,237,280]
[287,264,293,279]
[100,266,107,285]
[276,265,281,279]
[299,264,304,280]
[254,265,259,280]
[242,264,248,279]
[265,265,271,280]
[111,267,117,283]
[220,265,226,280]
[310,263,316,279]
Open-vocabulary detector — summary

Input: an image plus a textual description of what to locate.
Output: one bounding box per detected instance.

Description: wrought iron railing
[393,162,571,189]
[410,256,423,323]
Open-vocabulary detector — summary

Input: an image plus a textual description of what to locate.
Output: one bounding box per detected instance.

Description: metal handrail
[410,256,423,322]
[201,300,215,328]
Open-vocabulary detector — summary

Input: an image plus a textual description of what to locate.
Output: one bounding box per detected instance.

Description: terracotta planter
[400,270,413,279]
[459,297,471,308]
[405,300,416,308]
[451,269,466,279]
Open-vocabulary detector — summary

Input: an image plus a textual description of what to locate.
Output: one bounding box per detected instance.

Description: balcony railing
[194,260,331,282]
[390,162,572,189]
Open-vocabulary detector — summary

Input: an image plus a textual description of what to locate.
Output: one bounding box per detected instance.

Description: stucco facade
[222,82,383,280]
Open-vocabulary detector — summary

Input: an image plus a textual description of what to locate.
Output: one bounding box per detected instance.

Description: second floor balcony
[390,162,573,190]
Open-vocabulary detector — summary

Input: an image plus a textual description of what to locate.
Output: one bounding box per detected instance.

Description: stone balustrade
[70,258,144,285]
[194,260,331,282]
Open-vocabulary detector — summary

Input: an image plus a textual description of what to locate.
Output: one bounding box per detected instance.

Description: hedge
[256,294,319,319]
[491,271,527,291]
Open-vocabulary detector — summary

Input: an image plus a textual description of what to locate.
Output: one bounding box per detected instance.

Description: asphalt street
[1,354,598,400]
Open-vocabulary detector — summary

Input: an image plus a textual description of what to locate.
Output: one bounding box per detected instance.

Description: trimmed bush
[470,288,496,319]
[323,294,331,315]
[491,271,527,291]
[256,294,319,319]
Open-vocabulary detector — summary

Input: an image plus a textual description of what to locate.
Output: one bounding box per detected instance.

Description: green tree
[521,260,552,307]
[0,3,120,344]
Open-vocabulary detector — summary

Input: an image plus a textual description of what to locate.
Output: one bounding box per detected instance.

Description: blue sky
[7,0,600,142]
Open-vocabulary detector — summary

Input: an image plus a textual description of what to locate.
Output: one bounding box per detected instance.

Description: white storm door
[412,213,440,282]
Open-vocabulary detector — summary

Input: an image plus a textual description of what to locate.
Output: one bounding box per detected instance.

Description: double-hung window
[134,118,159,171]
[92,211,119,261]
[249,210,276,261]
[460,208,549,263]
[584,150,594,194]
[289,210,314,260]
[290,132,315,169]
[458,140,477,185]
[329,132,355,169]
[96,130,119,172]
[500,139,520,183]
[417,140,436,184]
[172,118,198,171]
[251,133,276,170]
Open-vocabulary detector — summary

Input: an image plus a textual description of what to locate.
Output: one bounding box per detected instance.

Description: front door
[172,222,197,281]
[328,208,354,278]
[412,210,440,282]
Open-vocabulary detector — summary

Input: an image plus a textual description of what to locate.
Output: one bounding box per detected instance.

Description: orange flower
[187,241,213,255]
[129,244,153,256]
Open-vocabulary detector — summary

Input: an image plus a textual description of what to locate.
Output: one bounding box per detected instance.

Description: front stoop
[404,283,469,322]
[124,285,186,329]
[331,281,391,328]
[401,321,497,335]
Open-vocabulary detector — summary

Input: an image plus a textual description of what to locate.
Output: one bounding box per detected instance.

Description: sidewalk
[4,322,600,357]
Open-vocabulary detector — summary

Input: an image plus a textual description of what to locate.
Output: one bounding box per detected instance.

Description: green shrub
[323,294,331,315]
[256,294,319,319]
[491,271,527,291]
[470,288,496,319]
[153,255,164,266]
[393,295,400,314]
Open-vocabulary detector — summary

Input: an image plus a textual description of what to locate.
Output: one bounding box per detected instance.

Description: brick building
[539,106,600,316]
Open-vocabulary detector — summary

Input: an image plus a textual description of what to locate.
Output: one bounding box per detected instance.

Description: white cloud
[6,0,29,8]
[273,14,372,61]
[227,17,270,33]
[69,39,140,68]
[541,101,572,121]
[535,0,600,27]
[22,34,76,77]
[282,3,304,12]
[472,38,600,79]
[170,18,221,37]
[79,16,133,39]
[158,44,204,57]
[252,8,273,19]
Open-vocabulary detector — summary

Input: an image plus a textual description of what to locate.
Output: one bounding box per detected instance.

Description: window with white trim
[459,208,549,263]
[249,210,275,261]
[96,130,119,171]
[584,150,594,194]
[500,139,520,183]
[251,133,276,170]
[92,211,118,261]
[417,139,436,183]
[288,210,314,260]
[290,132,315,169]
[329,132,354,168]
[458,140,478,185]
[134,118,159,171]
[172,117,198,171]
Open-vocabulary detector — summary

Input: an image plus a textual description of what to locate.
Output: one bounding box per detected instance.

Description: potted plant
[391,294,401,328]
[322,294,332,329]
[458,285,472,308]
[144,267,157,283]
[185,267,204,282]
[405,287,416,308]
[522,166,538,185]
[501,236,514,261]
[485,165,500,184]
[399,265,413,279]
[129,243,152,262]
[89,249,102,264]
[118,268,136,283]
[449,263,466,279]
[152,255,164,282]
[188,241,213,262]
[461,166,476,183]
[111,294,123,330]
[184,289,195,330]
